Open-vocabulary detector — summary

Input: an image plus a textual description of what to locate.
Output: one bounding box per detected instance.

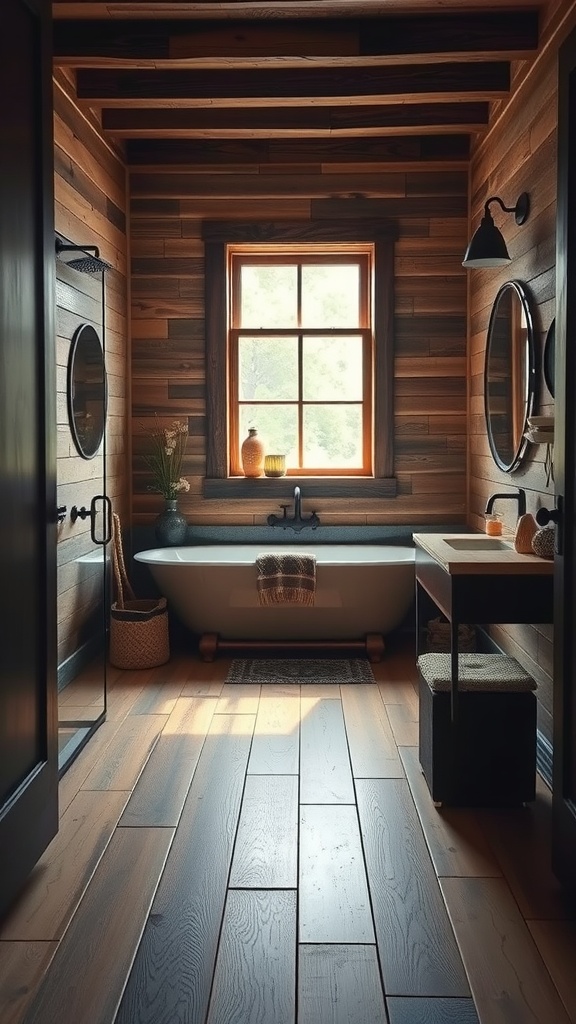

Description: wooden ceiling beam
[51,1,543,22]
[53,12,539,67]
[123,135,470,166]
[76,62,510,106]
[102,102,489,138]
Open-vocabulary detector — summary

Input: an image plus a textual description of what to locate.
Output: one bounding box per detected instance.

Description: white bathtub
[134,544,415,642]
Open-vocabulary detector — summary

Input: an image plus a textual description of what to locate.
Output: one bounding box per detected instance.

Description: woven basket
[426,616,476,653]
[109,512,170,670]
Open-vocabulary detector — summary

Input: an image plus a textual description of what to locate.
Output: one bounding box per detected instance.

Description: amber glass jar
[485,513,503,536]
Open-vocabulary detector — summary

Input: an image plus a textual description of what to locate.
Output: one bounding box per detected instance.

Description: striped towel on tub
[256,552,317,606]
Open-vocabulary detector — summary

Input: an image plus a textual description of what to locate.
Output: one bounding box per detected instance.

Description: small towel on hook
[256,552,316,606]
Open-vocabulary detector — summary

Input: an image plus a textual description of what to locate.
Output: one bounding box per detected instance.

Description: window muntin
[229,249,373,476]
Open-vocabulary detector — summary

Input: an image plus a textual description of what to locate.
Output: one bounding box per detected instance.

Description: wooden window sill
[202,477,397,499]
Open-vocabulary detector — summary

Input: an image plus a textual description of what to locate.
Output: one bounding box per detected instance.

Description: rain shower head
[55,238,112,274]
[67,254,111,274]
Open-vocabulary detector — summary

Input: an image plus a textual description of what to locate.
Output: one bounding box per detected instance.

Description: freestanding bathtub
[134,543,415,659]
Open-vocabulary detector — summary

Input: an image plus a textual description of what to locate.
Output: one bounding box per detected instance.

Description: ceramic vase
[241,428,265,477]
[155,499,188,546]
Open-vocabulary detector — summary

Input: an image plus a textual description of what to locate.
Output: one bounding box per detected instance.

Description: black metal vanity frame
[415,545,553,804]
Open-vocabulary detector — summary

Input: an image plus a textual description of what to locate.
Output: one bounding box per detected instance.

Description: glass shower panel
[56,242,108,773]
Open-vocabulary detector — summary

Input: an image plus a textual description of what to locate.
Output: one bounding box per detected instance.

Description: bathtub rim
[133,543,416,568]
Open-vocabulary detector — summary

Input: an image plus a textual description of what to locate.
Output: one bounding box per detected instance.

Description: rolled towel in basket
[256,552,316,606]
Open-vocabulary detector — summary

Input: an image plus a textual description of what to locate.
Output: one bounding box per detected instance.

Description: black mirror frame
[543,318,555,398]
[484,279,537,473]
[67,323,108,460]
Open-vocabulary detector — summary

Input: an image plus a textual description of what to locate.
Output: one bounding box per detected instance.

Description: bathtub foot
[366,633,385,663]
[199,632,219,662]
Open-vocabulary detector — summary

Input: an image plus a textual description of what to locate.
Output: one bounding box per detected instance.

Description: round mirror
[67,323,107,459]
[484,280,536,473]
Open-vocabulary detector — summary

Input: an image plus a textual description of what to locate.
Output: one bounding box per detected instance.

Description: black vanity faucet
[485,488,527,517]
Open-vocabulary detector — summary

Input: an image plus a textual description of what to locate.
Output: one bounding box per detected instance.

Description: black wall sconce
[462,193,530,268]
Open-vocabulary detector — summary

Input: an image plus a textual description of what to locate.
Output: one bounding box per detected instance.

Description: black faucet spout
[293,485,302,520]
[267,484,320,532]
[485,488,527,517]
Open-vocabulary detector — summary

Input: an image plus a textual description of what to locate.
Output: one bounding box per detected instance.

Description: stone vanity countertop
[413,533,555,576]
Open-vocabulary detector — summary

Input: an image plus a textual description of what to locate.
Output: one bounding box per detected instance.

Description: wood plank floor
[1,638,576,1024]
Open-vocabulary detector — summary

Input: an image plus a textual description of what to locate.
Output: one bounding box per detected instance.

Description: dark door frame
[0,0,58,917]
[552,22,576,893]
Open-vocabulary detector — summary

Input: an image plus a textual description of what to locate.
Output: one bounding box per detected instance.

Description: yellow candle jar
[264,454,286,478]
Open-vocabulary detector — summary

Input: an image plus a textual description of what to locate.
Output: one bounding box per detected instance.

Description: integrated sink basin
[413,532,554,576]
[444,538,513,551]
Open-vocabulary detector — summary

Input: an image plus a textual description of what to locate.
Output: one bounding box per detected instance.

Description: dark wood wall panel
[467,0,576,742]
[129,172,468,527]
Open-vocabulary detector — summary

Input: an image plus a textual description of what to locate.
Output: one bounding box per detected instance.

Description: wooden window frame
[202,219,397,499]
[229,249,373,476]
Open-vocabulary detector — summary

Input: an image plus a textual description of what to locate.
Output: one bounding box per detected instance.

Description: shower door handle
[71,495,112,544]
[90,494,112,546]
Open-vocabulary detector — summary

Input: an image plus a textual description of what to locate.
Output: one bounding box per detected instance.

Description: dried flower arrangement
[143,418,190,499]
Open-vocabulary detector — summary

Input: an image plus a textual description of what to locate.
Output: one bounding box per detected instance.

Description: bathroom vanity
[413,533,554,805]
[413,533,553,646]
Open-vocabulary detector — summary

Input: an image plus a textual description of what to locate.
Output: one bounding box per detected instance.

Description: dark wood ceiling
[52,1,542,171]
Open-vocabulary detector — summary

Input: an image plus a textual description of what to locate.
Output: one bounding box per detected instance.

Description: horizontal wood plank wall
[467,0,576,743]
[54,72,129,669]
[129,179,468,528]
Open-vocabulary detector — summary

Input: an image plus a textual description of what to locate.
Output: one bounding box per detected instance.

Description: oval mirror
[543,318,555,398]
[67,323,107,459]
[484,280,536,473]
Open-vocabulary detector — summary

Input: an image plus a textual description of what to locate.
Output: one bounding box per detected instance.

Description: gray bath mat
[225,658,375,684]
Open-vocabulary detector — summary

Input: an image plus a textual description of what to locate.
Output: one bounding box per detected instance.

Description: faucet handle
[535,506,560,527]
[535,502,563,556]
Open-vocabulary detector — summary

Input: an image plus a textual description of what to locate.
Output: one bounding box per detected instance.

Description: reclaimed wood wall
[130,179,468,528]
[49,0,573,746]
[54,71,129,669]
[467,0,576,744]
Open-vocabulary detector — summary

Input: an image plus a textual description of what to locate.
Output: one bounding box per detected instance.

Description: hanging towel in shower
[256,552,316,606]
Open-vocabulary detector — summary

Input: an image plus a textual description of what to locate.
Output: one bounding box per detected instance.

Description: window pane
[301,264,360,327]
[303,405,363,468]
[240,265,297,328]
[239,336,298,401]
[303,335,363,401]
[239,404,299,467]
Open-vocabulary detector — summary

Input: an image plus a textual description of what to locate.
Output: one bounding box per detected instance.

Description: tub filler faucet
[267,485,320,532]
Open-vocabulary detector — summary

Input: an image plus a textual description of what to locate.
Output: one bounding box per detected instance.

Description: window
[229,248,372,476]
[202,220,397,498]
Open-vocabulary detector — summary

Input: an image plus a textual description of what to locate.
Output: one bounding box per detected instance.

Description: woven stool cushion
[417,653,536,692]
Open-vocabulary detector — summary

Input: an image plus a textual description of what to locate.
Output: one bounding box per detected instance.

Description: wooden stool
[417,652,537,807]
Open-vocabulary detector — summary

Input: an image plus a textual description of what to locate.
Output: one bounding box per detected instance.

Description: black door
[552,26,576,893]
[0,0,58,916]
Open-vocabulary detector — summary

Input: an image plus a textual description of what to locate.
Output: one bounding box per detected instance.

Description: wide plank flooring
[1,637,575,1024]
